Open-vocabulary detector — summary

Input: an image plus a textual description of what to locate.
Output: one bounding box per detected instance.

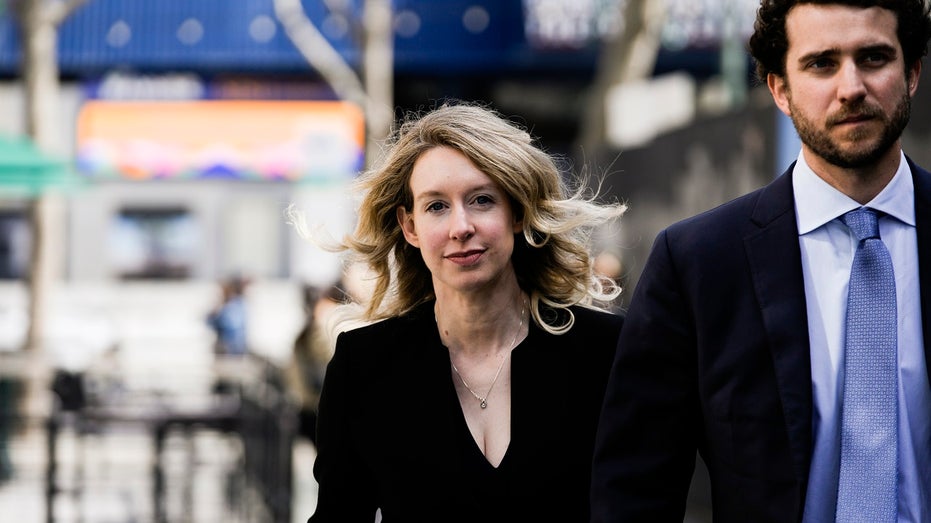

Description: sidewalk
[0,418,319,523]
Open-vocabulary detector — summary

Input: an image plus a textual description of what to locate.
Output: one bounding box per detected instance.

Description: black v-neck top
[307,301,623,523]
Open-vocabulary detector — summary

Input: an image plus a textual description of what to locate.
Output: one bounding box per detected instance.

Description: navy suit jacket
[591,159,931,522]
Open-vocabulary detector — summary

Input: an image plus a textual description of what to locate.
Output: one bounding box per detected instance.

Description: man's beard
[789,93,911,169]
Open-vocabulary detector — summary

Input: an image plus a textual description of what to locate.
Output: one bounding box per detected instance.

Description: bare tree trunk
[14,0,90,418]
[274,0,394,167]
[21,0,58,359]
[577,0,667,155]
[361,0,393,166]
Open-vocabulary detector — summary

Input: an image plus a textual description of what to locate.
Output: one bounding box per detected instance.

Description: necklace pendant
[480,399,487,409]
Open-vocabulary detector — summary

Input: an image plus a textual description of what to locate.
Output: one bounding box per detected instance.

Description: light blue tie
[836,208,898,522]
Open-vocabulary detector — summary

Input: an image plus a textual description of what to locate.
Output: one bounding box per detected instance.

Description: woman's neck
[434,285,527,357]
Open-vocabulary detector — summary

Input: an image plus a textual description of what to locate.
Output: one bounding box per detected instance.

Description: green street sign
[0,136,81,197]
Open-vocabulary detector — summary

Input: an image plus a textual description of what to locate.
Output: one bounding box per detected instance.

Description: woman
[303,103,626,522]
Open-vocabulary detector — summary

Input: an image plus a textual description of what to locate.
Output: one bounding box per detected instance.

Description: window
[110,207,198,279]
[0,210,29,280]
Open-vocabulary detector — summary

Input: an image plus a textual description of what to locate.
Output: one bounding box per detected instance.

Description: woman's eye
[426,202,446,212]
[474,195,493,205]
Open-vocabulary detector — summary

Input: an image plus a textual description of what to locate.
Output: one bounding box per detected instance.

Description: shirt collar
[793,150,915,235]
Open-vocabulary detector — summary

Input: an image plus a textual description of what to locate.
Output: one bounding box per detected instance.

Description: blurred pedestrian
[207,275,250,398]
[284,283,347,445]
[207,275,249,357]
[296,102,626,522]
[591,1,931,521]
[0,377,17,483]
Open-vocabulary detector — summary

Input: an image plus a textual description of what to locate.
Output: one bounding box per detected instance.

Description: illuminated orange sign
[76,100,365,181]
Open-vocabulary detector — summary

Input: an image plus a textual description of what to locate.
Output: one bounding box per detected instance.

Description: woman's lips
[446,249,484,266]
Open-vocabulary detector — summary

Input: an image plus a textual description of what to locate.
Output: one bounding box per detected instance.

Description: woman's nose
[449,207,475,241]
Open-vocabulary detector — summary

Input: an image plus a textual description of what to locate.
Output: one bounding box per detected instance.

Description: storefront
[70,99,364,285]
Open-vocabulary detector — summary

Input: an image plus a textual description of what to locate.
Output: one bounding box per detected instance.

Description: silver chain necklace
[448,299,526,409]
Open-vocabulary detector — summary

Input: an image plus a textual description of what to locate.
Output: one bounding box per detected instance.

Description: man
[591,1,931,521]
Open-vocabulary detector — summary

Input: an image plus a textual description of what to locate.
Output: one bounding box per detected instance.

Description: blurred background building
[0,0,772,368]
[3,0,929,521]
[0,0,778,359]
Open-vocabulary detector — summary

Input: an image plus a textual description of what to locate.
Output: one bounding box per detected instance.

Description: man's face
[767,4,920,170]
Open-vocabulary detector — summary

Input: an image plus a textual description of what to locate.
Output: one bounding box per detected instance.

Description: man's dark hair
[748,0,931,82]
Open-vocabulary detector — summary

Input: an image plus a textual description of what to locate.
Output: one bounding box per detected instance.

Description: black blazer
[591,160,931,522]
[309,301,623,523]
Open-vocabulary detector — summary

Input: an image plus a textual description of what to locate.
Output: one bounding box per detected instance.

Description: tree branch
[273,0,368,109]
[45,0,91,27]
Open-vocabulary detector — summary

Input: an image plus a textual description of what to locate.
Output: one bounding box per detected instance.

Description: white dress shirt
[794,151,931,522]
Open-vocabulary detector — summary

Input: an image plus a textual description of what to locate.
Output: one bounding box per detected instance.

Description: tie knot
[842,208,880,241]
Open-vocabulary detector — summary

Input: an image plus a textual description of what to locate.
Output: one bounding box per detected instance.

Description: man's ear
[908,60,922,97]
[397,206,420,248]
[767,72,792,117]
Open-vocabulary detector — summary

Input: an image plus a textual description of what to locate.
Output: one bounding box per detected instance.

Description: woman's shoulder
[338,314,407,342]
[529,305,622,376]
[533,304,623,350]
[534,303,623,332]
[568,304,624,328]
[333,301,434,356]
[549,304,624,339]
[548,305,624,360]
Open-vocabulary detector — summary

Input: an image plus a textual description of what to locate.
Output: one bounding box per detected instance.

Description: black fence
[43,354,298,523]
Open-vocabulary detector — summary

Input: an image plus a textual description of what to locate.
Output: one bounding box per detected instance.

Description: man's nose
[837,62,868,104]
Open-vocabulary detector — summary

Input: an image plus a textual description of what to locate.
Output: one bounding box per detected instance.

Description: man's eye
[862,53,890,65]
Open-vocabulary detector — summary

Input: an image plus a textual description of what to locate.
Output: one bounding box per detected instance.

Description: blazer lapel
[907,158,931,383]
[743,165,813,485]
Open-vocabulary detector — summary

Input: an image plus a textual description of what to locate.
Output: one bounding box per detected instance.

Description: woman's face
[397,146,522,297]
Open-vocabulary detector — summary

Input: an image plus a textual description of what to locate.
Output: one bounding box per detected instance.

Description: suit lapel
[735,158,931,494]
[907,158,931,383]
[743,166,813,484]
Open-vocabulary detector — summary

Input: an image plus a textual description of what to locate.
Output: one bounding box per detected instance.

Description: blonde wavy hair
[296,102,626,334]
